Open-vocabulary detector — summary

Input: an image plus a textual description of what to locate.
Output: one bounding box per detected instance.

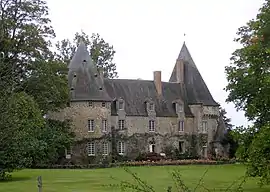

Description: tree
[225,0,270,184]
[218,107,238,158]
[0,0,73,179]
[56,31,118,78]
[0,92,44,179]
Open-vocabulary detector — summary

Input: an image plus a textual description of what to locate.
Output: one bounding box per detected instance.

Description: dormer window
[178,104,183,112]
[149,103,154,111]
[118,100,124,110]
[173,100,184,114]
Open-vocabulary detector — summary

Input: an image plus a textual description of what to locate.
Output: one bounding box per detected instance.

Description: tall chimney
[176,59,184,83]
[154,71,162,95]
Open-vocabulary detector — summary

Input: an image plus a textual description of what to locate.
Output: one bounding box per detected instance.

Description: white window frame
[102,119,107,132]
[65,147,72,159]
[149,120,155,132]
[178,120,184,132]
[149,103,154,111]
[178,103,184,112]
[118,141,125,155]
[202,145,208,158]
[87,142,95,156]
[101,102,106,107]
[202,121,208,133]
[88,119,94,132]
[102,142,109,155]
[118,100,124,110]
[118,120,125,130]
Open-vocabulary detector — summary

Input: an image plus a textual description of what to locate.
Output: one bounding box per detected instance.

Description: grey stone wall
[49,101,224,163]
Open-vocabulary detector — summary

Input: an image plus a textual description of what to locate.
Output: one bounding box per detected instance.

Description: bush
[33,159,236,169]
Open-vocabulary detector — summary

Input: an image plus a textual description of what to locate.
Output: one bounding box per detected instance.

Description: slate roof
[68,41,218,117]
[169,43,219,106]
[104,79,193,117]
[68,41,111,101]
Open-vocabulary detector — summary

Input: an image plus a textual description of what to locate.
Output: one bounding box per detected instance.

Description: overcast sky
[47,0,265,127]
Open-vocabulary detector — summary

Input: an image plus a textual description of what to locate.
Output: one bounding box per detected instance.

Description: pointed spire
[177,42,197,68]
[68,40,94,69]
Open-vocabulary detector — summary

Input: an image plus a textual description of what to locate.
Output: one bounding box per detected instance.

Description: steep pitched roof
[104,79,193,117]
[68,41,218,117]
[169,43,219,106]
[68,41,111,101]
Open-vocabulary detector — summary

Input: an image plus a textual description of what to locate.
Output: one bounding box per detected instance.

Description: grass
[0,164,269,192]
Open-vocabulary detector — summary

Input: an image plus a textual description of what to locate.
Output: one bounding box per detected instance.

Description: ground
[0,164,269,192]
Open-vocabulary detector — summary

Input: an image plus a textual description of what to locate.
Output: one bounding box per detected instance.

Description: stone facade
[49,41,227,164]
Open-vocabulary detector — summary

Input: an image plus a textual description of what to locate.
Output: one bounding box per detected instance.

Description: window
[65,147,72,159]
[149,103,154,111]
[102,142,109,155]
[118,120,125,130]
[87,142,95,156]
[102,102,106,107]
[178,104,183,112]
[102,119,107,132]
[202,121,207,133]
[119,100,124,110]
[88,119,94,132]
[202,145,207,158]
[88,101,93,107]
[118,141,125,155]
[149,120,155,132]
[149,144,155,153]
[178,120,184,132]
[179,141,185,153]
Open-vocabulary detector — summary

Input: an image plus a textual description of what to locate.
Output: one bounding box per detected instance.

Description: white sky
[47,0,265,127]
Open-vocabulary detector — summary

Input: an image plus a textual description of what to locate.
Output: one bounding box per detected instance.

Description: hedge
[34,159,237,169]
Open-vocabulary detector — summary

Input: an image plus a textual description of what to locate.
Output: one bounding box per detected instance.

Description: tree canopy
[225,0,270,184]
[0,0,73,179]
[56,31,118,78]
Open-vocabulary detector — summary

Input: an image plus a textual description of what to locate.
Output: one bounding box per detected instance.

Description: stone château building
[51,41,227,164]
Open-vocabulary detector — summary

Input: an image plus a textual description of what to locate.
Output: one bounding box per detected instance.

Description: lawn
[0,164,269,192]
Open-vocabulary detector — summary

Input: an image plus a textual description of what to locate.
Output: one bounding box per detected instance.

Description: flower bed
[35,159,236,169]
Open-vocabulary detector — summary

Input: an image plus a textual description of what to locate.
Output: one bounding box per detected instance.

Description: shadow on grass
[0,176,31,183]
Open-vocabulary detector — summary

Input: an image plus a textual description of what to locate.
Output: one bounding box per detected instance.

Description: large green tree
[56,31,118,78]
[225,0,270,184]
[218,107,238,158]
[0,0,73,179]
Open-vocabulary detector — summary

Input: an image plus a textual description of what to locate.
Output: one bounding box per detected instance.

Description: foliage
[0,0,55,87]
[0,92,44,180]
[19,59,69,114]
[108,167,247,192]
[225,1,270,125]
[0,0,73,179]
[225,0,270,184]
[30,119,75,167]
[219,107,238,158]
[246,123,270,185]
[34,159,235,169]
[55,31,118,78]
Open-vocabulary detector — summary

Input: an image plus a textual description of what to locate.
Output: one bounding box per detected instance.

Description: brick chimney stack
[154,71,162,95]
[176,59,184,83]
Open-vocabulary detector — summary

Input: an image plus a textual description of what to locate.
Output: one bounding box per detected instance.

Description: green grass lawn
[0,164,269,192]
